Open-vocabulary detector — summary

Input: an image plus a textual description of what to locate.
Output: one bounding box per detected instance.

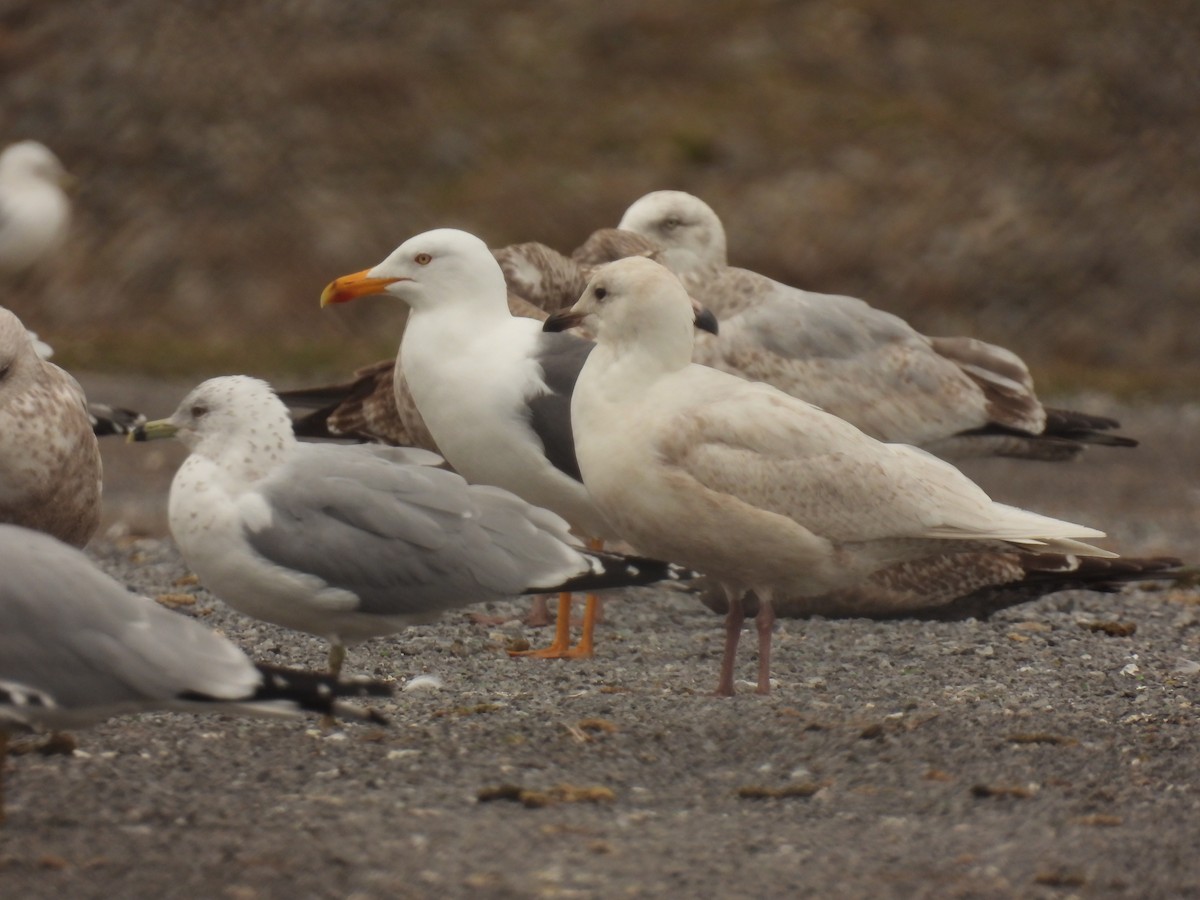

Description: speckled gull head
[134,375,294,463]
[543,256,718,360]
[319,228,507,314]
[616,190,728,266]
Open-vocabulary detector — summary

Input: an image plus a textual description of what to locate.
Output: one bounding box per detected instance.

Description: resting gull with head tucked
[546,256,1120,696]
[574,190,1134,462]
[0,141,71,277]
[132,376,692,674]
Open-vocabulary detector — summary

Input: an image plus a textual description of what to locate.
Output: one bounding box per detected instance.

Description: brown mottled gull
[0,307,100,547]
[547,257,1119,696]
[584,190,1133,462]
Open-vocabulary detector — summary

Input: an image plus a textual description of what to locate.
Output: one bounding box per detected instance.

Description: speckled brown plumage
[698,553,1180,620]
[0,307,101,547]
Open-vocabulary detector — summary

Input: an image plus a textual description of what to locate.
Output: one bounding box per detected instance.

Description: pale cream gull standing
[132,376,692,674]
[0,141,71,277]
[319,229,714,658]
[546,257,1117,696]
[0,523,393,822]
[0,306,101,547]
[578,190,1133,461]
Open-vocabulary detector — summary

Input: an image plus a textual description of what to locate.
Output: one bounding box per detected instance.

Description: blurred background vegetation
[2,0,1197,396]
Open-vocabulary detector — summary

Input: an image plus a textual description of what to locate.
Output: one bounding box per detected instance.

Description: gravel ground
[1,383,1198,899]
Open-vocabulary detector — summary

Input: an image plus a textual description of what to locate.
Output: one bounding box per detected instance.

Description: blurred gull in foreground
[576,190,1134,462]
[133,376,692,674]
[0,524,392,823]
[547,257,1120,696]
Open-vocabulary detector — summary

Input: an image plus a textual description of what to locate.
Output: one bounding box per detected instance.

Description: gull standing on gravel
[0,306,101,547]
[133,376,692,674]
[319,229,714,658]
[0,523,392,822]
[0,141,71,277]
[546,257,1118,696]
[575,190,1133,461]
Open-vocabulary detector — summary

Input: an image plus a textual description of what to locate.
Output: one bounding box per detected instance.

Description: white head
[617,191,727,266]
[139,376,294,468]
[545,257,710,372]
[0,141,70,188]
[320,228,508,315]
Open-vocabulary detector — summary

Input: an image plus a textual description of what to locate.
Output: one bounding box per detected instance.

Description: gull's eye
[414,252,432,265]
[663,216,681,231]
[190,404,208,419]
[594,286,608,301]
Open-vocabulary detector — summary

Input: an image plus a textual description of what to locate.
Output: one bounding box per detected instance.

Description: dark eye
[190,404,208,418]
[0,364,9,380]
[414,252,432,265]
[594,286,607,300]
[663,216,681,231]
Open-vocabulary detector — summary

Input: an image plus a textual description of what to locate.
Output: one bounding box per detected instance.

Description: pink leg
[755,592,775,695]
[525,594,553,627]
[715,589,745,697]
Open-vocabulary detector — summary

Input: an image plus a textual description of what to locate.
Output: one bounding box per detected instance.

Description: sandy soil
[1,381,1198,899]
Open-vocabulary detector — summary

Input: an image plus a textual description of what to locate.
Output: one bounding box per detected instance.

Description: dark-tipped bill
[128,419,178,443]
[543,309,587,333]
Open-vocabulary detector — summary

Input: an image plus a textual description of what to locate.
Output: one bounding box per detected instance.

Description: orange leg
[508,536,605,660]
[509,592,575,658]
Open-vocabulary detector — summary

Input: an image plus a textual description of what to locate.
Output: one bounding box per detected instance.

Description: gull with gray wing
[0,523,392,822]
[132,376,691,674]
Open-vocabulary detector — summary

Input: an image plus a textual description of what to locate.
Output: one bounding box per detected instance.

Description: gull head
[0,141,71,190]
[133,376,293,460]
[0,307,41,390]
[545,257,716,364]
[617,190,727,267]
[320,228,507,313]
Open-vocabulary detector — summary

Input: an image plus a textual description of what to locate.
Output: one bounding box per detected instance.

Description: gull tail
[180,664,392,724]
[528,552,697,595]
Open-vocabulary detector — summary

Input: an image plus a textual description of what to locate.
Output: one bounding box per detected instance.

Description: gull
[320,229,714,658]
[576,190,1133,461]
[0,523,392,823]
[25,335,146,437]
[280,242,586,448]
[132,376,693,673]
[0,306,101,547]
[0,141,71,277]
[546,256,1119,696]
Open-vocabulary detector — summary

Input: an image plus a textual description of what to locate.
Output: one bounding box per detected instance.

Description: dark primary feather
[526,332,594,483]
[179,663,390,724]
[530,552,697,595]
[88,403,146,437]
[700,554,1180,621]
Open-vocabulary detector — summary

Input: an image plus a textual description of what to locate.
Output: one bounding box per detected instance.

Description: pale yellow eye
[414,253,432,265]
